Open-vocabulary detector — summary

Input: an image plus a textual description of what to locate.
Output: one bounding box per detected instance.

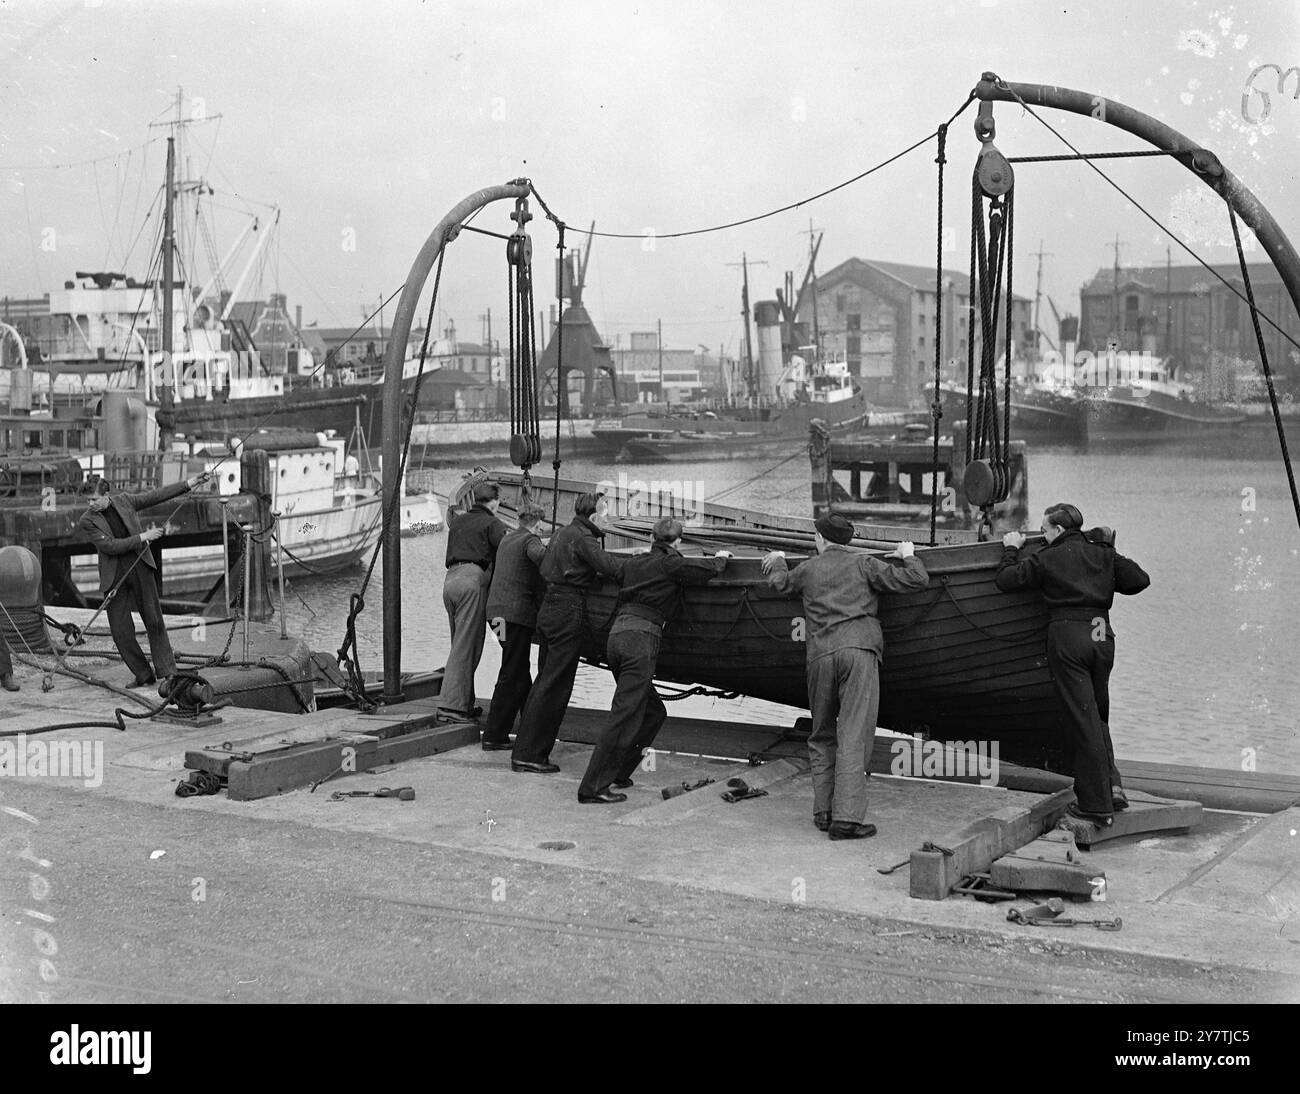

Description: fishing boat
[1072,349,1247,442]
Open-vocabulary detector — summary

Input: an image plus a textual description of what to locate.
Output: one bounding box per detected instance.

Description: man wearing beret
[763,514,929,840]
[577,516,731,804]
[511,491,626,774]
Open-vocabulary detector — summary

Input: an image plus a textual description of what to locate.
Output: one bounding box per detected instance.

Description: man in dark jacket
[511,492,625,774]
[763,514,929,840]
[996,502,1150,825]
[577,517,731,803]
[481,503,547,750]
[78,471,210,686]
[439,480,508,721]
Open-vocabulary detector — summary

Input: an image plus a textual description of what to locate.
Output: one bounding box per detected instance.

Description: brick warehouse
[799,258,1033,405]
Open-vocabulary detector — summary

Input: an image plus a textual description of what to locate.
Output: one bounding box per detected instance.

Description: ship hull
[937,383,1087,444]
[173,383,386,444]
[596,392,870,462]
[1080,388,1247,443]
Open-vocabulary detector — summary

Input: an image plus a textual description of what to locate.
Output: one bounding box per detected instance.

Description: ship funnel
[753,300,783,394]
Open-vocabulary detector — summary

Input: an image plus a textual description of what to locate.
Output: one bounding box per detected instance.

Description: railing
[0,449,196,499]
[413,406,595,424]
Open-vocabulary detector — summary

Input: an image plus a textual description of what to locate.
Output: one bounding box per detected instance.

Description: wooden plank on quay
[184,702,457,777]
[909,787,1076,901]
[1056,791,1202,849]
[225,721,481,800]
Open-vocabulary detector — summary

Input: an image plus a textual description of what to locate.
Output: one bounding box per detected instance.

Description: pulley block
[976,145,1014,198]
[509,433,542,468]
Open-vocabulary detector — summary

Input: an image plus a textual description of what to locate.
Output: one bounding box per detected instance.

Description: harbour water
[280,422,1300,778]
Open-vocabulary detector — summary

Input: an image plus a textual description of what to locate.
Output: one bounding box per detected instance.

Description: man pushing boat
[996,503,1150,826]
[762,514,929,840]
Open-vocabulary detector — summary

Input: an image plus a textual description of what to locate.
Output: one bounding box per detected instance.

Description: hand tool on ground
[661,776,715,801]
[721,777,768,804]
[329,786,415,801]
[876,858,912,875]
[1007,903,1122,930]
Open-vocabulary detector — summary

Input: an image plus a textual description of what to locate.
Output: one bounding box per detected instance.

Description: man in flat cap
[763,513,929,840]
[439,479,508,722]
[511,491,625,774]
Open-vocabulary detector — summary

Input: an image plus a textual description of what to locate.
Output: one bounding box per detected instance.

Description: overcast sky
[1,0,1297,355]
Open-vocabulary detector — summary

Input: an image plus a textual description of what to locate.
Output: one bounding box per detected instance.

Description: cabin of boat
[810,419,1029,533]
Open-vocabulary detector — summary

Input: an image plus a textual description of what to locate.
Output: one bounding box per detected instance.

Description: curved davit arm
[975,74,1300,323]
[380,181,531,699]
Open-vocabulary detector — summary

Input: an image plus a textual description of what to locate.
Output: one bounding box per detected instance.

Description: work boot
[813,811,831,832]
[1111,787,1129,811]
[1066,802,1113,827]
[1,673,18,693]
[828,820,877,840]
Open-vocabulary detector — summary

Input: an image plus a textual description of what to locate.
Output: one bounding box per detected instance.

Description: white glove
[893,541,915,559]
[1002,531,1026,549]
[715,550,733,560]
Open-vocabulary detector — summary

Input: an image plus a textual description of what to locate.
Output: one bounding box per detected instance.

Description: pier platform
[1,680,1296,997]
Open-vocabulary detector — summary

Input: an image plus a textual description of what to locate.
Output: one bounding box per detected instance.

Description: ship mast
[162,136,175,367]
[741,254,755,401]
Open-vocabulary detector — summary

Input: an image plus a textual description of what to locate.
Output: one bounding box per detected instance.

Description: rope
[1004,188,1014,470]
[527,91,976,241]
[1006,149,1184,163]
[930,122,948,547]
[1229,207,1300,531]
[705,449,805,503]
[551,221,566,529]
[965,180,978,465]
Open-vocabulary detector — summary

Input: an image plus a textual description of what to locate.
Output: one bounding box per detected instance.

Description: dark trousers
[0,627,13,678]
[106,566,176,681]
[1046,620,1120,815]
[579,623,666,797]
[483,622,543,744]
[511,590,585,764]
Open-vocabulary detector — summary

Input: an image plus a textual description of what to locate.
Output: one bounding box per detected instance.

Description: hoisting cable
[930,122,949,547]
[551,220,566,529]
[1229,207,1300,532]
[526,90,978,242]
[506,194,543,502]
[963,98,1017,536]
[334,249,450,708]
